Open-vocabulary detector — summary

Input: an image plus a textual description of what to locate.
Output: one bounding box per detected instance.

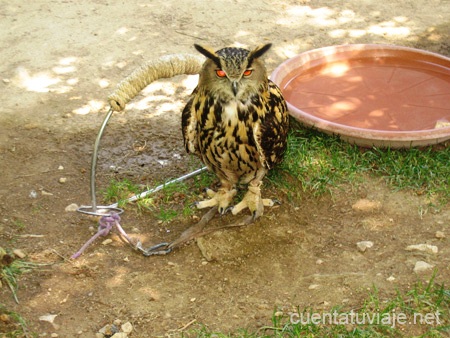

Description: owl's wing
[253,80,289,170]
[181,87,199,155]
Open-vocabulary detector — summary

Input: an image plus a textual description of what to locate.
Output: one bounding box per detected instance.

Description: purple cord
[72,213,134,259]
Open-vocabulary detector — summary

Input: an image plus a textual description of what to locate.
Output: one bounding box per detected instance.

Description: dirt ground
[1,1,449,337]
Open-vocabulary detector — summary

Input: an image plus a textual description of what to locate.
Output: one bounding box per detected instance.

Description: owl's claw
[218,207,227,214]
[224,205,234,214]
[195,188,237,213]
[272,199,282,206]
[231,184,280,219]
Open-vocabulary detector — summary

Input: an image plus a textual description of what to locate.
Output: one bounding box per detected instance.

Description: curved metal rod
[90,108,114,212]
[77,206,124,217]
[77,105,207,217]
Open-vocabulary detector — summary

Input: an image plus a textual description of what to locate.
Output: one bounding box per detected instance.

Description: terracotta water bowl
[271,44,450,148]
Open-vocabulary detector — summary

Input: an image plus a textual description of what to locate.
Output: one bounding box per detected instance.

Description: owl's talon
[225,206,234,214]
[231,184,280,220]
[195,188,236,212]
[218,206,234,215]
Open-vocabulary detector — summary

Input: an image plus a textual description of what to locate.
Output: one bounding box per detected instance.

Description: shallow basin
[271,44,450,148]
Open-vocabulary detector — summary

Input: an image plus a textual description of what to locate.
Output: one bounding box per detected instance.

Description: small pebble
[39,314,57,323]
[51,333,58,337]
[102,239,113,245]
[58,165,64,170]
[3,78,10,83]
[316,259,323,265]
[65,203,79,212]
[41,190,53,196]
[435,231,445,239]
[99,324,119,336]
[413,261,434,273]
[352,199,382,212]
[357,241,374,252]
[121,322,133,334]
[308,284,319,290]
[386,275,396,282]
[406,244,438,254]
[111,333,128,338]
[190,297,196,302]
[0,313,10,322]
[29,190,38,199]
[13,249,26,259]
[59,177,67,183]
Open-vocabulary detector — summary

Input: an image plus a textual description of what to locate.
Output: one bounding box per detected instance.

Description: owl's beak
[231,81,239,96]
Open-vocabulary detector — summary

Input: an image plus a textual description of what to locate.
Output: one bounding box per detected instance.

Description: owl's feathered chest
[194,93,265,181]
[181,80,288,185]
[201,98,258,143]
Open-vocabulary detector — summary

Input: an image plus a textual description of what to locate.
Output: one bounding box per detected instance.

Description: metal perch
[73,52,265,257]
[77,53,205,217]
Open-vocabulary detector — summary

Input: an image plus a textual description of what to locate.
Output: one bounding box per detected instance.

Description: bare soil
[0,1,449,337]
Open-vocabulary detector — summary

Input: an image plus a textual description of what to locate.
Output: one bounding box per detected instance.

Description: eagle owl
[182,43,289,221]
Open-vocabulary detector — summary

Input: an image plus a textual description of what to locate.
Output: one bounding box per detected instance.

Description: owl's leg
[230,182,272,219]
[195,181,237,214]
[231,171,276,219]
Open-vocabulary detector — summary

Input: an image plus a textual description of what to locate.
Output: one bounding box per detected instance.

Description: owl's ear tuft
[194,44,221,68]
[247,43,272,66]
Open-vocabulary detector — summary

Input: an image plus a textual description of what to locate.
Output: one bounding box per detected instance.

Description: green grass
[103,173,210,222]
[189,272,449,337]
[0,248,41,304]
[0,304,34,338]
[271,122,450,201]
[103,178,141,208]
[11,220,26,231]
[0,250,43,337]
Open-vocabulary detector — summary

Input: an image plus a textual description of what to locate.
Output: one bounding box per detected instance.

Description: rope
[108,54,205,111]
[71,213,135,259]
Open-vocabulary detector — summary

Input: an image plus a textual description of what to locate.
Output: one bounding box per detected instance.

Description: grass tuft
[0,304,33,338]
[0,248,42,304]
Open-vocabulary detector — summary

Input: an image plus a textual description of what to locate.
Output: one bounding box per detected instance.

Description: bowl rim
[271,44,450,146]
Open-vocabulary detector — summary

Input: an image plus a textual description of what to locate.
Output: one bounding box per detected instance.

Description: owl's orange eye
[243,69,253,76]
[216,69,227,77]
